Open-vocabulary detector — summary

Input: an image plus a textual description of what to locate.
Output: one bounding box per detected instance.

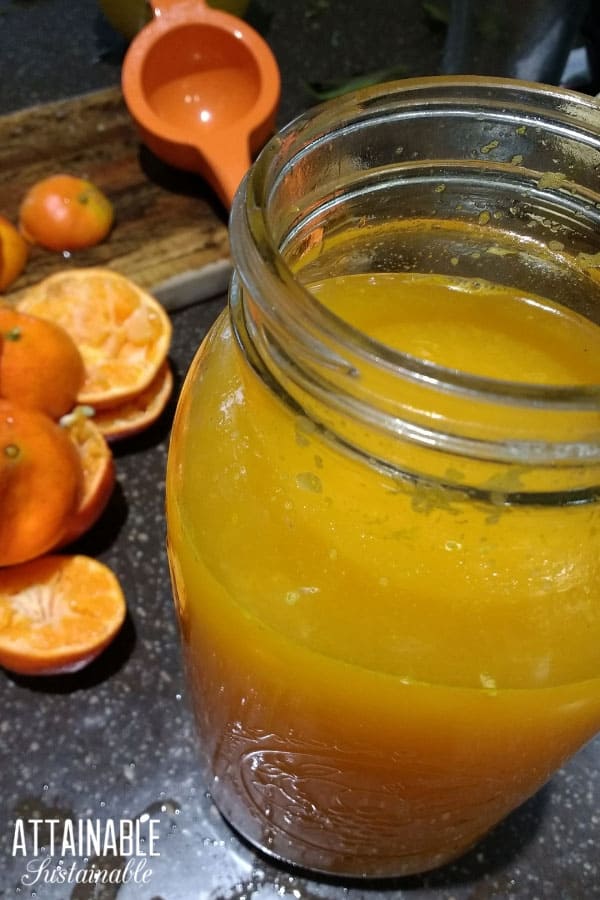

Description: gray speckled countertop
[1,1,600,898]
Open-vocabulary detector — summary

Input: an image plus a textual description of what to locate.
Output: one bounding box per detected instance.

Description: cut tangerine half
[0,399,82,567]
[0,554,126,675]
[93,361,174,441]
[18,268,172,410]
[60,410,116,545]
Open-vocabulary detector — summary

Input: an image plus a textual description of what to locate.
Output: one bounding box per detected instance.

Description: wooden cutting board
[0,87,231,307]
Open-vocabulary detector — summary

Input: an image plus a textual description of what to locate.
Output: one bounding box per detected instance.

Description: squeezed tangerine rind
[93,361,174,441]
[18,268,172,409]
[59,414,116,546]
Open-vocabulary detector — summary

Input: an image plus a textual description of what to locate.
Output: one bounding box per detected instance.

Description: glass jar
[166,76,600,878]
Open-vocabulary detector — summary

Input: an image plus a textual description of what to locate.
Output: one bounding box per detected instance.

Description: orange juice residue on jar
[166,272,600,877]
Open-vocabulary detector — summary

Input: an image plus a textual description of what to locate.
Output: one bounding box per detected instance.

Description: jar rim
[230,75,600,469]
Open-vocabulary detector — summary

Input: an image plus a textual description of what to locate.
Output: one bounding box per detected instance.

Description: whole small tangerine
[0,215,28,291]
[0,399,83,566]
[0,306,85,419]
[19,174,114,252]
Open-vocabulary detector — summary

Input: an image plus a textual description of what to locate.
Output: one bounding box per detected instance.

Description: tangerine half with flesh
[0,554,126,675]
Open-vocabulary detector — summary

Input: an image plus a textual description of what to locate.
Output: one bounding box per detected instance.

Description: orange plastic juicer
[121,0,281,208]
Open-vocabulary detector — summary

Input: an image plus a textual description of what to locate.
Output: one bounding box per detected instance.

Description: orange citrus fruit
[0,306,85,419]
[0,399,82,567]
[0,554,126,675]
[59,411,116,546]
[18,268,172,409]
[19,174,114,252]
[93,361,174,441]
[0,215,28,292]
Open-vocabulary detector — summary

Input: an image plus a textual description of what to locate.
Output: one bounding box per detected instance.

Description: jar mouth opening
[236,75,600,409]
[230,75,600,471]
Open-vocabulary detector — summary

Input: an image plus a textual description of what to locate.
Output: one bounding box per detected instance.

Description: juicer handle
[201,140,252,210]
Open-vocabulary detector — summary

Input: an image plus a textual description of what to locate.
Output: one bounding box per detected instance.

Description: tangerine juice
[166,272,600,877]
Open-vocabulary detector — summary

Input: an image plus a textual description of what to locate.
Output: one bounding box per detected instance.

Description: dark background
[0,0,446,123]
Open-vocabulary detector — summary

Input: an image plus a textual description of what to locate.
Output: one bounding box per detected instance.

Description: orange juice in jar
[166,77,600,878]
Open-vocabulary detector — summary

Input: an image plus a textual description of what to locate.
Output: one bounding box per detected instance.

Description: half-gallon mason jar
[166,77,600,878]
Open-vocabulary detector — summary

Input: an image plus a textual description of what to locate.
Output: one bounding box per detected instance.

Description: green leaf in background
[422,0,450,27]
[307,64,409,101]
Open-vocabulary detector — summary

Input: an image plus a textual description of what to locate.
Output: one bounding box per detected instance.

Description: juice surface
[167,272,600,876]
[310,272,600,384]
